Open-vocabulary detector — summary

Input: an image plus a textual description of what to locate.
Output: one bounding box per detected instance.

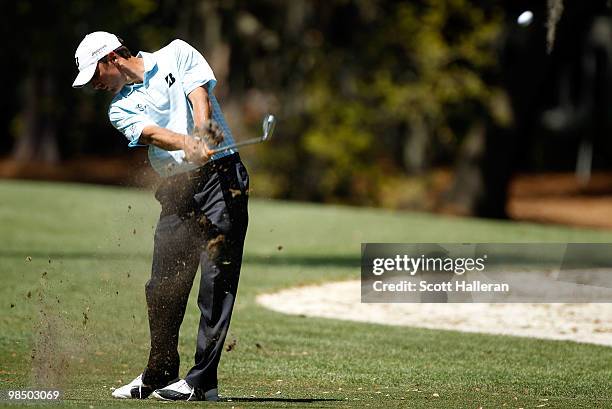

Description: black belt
[196,152,242,179]
[156,153,241,205]
[167,153,241,183]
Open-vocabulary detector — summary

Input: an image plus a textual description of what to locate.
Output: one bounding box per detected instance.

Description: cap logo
[91,45,107,58]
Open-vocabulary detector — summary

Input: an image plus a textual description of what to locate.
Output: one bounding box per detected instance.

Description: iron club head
[208,113,277,155]
[262,114,276,141]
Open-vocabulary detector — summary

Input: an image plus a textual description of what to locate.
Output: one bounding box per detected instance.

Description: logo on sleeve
[165,73,176,88]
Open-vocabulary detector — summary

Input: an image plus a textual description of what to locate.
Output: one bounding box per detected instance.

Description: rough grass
[1,180,611,408]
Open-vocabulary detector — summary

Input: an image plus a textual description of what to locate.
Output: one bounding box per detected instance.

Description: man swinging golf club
[72,31,249,401]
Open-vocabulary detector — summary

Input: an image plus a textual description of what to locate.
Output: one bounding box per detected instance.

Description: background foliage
[6,0,603,208]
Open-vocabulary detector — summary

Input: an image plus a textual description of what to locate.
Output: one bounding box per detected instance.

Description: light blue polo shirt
[108,39,236,177]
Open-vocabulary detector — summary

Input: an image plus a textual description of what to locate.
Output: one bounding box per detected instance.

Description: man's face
[91,59,125,94]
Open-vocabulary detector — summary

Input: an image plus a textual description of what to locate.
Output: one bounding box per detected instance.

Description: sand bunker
[257,280,612,346]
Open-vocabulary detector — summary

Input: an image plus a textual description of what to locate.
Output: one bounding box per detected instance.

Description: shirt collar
[137,51,157,83]
[117,51,157,96]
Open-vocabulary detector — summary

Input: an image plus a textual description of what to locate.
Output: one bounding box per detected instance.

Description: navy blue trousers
[142,153,248,391]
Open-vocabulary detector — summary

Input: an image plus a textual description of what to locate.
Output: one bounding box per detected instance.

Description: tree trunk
[12,70,59,164]
[197,0,230,96]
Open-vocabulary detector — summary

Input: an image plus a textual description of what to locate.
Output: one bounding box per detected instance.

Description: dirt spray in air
[29,272,92,390]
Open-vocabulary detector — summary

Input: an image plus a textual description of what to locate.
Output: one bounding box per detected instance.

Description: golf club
[210,114,276,155]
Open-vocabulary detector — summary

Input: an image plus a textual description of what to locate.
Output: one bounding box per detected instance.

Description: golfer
[72,31,249,401]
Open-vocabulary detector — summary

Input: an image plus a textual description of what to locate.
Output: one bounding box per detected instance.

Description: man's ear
[107,51,121,66]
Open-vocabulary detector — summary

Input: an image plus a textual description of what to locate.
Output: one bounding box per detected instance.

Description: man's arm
[139,125,211,165]
[188,85,225,145]
[188,86,212,129]
[138,86,215,164]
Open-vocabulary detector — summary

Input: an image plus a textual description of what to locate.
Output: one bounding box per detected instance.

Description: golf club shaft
[210,137,264,155]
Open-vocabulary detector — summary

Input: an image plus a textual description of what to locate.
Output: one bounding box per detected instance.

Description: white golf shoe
[151,379,219,401]
[111,373,178,399]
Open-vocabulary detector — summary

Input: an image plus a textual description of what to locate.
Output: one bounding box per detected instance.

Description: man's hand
[139,124,219,165]
[193,119,225,147]
[183,135,212,165]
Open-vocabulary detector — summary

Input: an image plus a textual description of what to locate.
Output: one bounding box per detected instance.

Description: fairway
[1,180,611,408]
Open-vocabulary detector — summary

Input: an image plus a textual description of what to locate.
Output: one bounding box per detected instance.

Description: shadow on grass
[0,249,149,261]
[224,397,342,403]
[244,254,358,268]
[68,397,343,405]
[2,250,359,268]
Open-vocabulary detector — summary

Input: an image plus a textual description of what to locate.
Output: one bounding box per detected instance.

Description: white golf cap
[72,31,122,88]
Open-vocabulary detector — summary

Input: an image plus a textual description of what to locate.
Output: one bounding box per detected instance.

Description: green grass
[1,180,611,408]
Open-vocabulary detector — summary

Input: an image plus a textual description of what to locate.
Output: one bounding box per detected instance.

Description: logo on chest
[165,73,176,88]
